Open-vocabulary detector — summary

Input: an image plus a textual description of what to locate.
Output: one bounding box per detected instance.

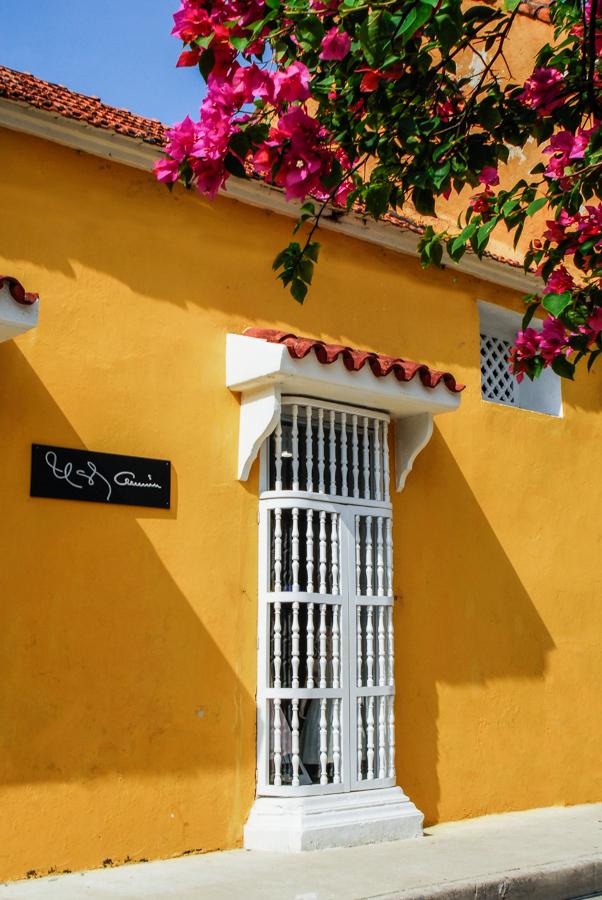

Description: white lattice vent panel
[480,333,518,406]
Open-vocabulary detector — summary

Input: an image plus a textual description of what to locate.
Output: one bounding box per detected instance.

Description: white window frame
[478,300,563,417]
[256,397,396,798]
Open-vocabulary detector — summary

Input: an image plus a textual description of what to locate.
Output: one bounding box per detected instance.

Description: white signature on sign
[44,451,162,502]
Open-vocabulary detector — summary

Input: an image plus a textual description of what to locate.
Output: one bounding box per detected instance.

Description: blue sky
[1,0,205,124]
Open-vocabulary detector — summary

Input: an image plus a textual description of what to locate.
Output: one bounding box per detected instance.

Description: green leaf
[298,258,314,284]
[525,197,547,217]
[296,16,324,47]
[224,153,247,178]
[399,3,434,43]
[412,187,435,217]
[305,242,320,262]
[542,292,572,317]
[522,301,539,330]
[551,355,575,380]
[198,48,215,82]
[291,279,308,304]
[365,182,392,220]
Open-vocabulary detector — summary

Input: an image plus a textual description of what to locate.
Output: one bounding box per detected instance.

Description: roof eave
[0,95,541,297]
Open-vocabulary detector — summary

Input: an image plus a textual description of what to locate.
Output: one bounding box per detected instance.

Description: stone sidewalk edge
[368,853,602,900]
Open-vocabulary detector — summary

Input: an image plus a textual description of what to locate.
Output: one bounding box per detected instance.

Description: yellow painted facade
[0,125,601,882]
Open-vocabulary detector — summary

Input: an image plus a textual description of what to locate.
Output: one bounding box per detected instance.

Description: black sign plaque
[31,444,171,509]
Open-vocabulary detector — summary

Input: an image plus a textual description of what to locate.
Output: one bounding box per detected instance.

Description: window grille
[480,334,518,407]
[257,396,396,795]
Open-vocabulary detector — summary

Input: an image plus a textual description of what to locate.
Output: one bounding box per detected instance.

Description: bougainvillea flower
[320,27,352,61]
[358,69,383,93]
[273,62,311,104]
[539,316,569,362]
[479,166,500,186]
[153,157,180,183]
[518,67,564,116]
[543,265,576,295]
[588,308,602,334]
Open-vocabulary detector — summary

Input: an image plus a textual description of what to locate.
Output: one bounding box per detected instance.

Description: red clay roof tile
[0,275,38,305]
[0,66,165,145]
[244,328,465,393]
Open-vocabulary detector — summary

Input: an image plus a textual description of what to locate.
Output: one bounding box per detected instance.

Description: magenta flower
[539,317,569,363]
[518,67,564,116]
[469,187,495,220]
[273,62,311,104]
[153,157,180,184]
[543,265,575,295]
[164,115,198,163]
[479,166,500,187]
[320,27,352,61]
[588,308,602,335]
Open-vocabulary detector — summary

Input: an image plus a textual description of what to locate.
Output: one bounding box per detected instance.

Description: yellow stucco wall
[0,126,600,881]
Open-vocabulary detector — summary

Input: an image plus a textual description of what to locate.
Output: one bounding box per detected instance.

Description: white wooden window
[478,300,562,417]
[257,396,396,796]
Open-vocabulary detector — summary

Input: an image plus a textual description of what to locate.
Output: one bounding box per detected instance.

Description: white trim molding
[226,333,461,491]
[0,283,38,343]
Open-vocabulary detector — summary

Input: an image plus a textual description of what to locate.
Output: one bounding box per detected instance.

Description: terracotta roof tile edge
[0,275,38,306]
[244,328,465,393]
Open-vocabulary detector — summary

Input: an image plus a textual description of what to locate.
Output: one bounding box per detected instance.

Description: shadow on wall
[0,343,254,790]
[393,427,556,825]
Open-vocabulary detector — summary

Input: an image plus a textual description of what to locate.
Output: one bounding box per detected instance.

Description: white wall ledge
[0,284,39,343]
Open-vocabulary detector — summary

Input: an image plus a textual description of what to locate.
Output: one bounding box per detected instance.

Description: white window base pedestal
[244,787,423,852]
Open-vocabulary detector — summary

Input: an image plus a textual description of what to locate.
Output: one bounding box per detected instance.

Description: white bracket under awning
[226,333,462,491]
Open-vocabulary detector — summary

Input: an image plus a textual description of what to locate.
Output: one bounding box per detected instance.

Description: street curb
[368,853,602,900]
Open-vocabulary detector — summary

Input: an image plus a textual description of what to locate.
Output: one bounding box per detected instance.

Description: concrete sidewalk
[1,804,601,900]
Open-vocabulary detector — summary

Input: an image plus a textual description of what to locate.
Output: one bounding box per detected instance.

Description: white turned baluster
[274,508,283,592]
[292,603,300,690]
[332,699,341,784]
[378,696,387,779]
[291,508,300,689]
[387,605,394,687]
[319,698,328,784]
[378,606,386,688]
[307,509,314,592]
[319,511,327,594]
[383,420,390,500]
[306,405,313,493]
[275,421,283,491]
[355,515,361,595]
[363,416,370,499]
[331,513,339,596]
[366,516,373,596]
[292,508,300,592]
[356,605,363,688]
[292,699,300,787]
[332,604,340,689]
[329,410,336,495]
[318,408,325,493]
[273,509,283,690]
[307,601,315,688]
[374,419,381,502]
[291,404,299,491]
[341,412,348,497]
[386,517,393,598]
[352,414,359,498]
[366,696,375,780]
[388,695,396,778]
[319,604,327,689]
[376,517,385,597]
[273,699,282,786]
[366,605,374,687]
[357,697,363,781]
[306,508,315,688]
[319,511,328,688]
